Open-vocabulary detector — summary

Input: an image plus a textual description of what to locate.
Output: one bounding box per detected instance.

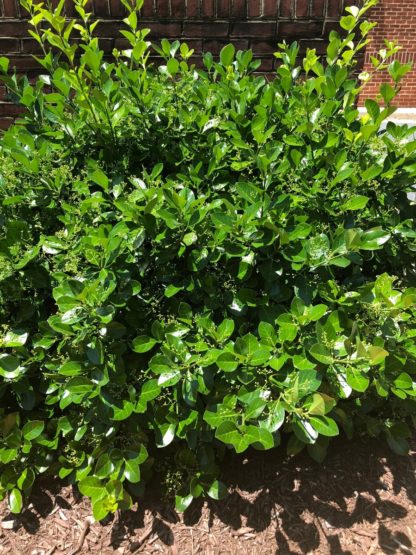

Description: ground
[1,437,415,555]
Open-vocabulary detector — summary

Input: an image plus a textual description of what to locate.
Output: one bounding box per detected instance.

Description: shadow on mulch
[3,436,416,554]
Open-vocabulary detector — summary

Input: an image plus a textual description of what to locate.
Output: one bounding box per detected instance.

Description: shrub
[0,0,415,518]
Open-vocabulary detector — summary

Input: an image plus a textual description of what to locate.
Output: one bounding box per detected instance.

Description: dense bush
[0,0,416,518]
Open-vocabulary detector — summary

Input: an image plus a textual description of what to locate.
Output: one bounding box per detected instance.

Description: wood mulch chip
[1,437,415,554]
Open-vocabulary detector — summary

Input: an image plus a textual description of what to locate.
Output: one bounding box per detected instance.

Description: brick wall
[0,0,357,127]
[0,0,415,128]
[360,0,416,107]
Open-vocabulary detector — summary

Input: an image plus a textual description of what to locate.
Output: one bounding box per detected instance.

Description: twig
[130,525,155,553]
[68,519,90,555]
[314,515,330,543]
[46,547,57,555]
[353,529,375,539]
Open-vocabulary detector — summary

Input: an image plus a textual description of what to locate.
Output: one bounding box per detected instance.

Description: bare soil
[1,437,415,555]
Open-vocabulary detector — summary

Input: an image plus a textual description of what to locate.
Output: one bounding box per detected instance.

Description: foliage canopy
[0,0,416,518]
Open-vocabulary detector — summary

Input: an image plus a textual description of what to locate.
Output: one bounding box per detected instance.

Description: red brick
[279,0,293,18]
[156,0,169,17]
[98,38,114,53]
[250,39,277,54]
[232,0,246,18]
[0,117,15,130]
[5,56,40,71]
[0,38,20,53]
[248,0,261,18]
[2,0,18,17]
[203,38,248,54]
[201,0,215,17]
[171,0,185,18]
[109,0,125,17]
[230,21,276,38]
[255,57,273,72]
[141,22,182,38]
[217,0,230,18]
[299,38,326,55]
[20,38,43,54]
[327,0,342,18]
[64,2,77,16]
[183,22,229,38]
[94,0,110,17]
[186,0,199,18]
[0,102,24,117]
[263,0,277,18]
[296,0,309,18]
[0,22,29,37]
[323,21,341,36]
[188,55,204,69]
[180,38,202,51]
[279,21,322,39]
[93,21,123,36]
[311,0,325,17]
[141,0,154,17]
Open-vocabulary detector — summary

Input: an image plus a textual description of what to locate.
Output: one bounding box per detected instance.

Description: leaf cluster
[0,0,415,517]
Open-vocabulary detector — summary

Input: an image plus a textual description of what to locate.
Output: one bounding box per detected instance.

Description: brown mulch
[1,437,415,555]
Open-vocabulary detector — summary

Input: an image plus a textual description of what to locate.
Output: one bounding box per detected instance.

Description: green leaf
[217,319,235,342]
[167,58,179,76]
[124,459,141,483]
[340,15,356,31]
[203,402,238,428]
[0,354,22,379]
[368,346,388,365]
[260,401,285,433]
[306,393,335,416]
[155,423,176,448]
[309,344,333,365]
[245,425,274,449]
[346,367,370,392]
[2,329,28,347]
[65,377,94,395]
[215,421,248,453]
[78,477,105,501]
[386,432,409,456]
[59,361,83,376]
[292,417,318,444]
[95,454,114,479]
[0,56,10,73]
[277,317,298,343]
[132,335,157,353]
[9,489,22,514]
[307,437,329,463]
[394,372,413,390]
[245,398,267,420]
[22,420,44,441]
[92,497,111,521]
[175,493,193,512]
[158,370,181,387]
[342,195,369,211]
[17,468,35,491]
[365,99,380,121]
[360,229,391,250]
[294,369,322,399]
[216,352,238,372]
[207,480,227,500]
[249,349,270,366]
[309,416,339,437]
[90,168,109,190]
[136,379,161,413]
[149,355,174,374]
[220,43,235,66]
